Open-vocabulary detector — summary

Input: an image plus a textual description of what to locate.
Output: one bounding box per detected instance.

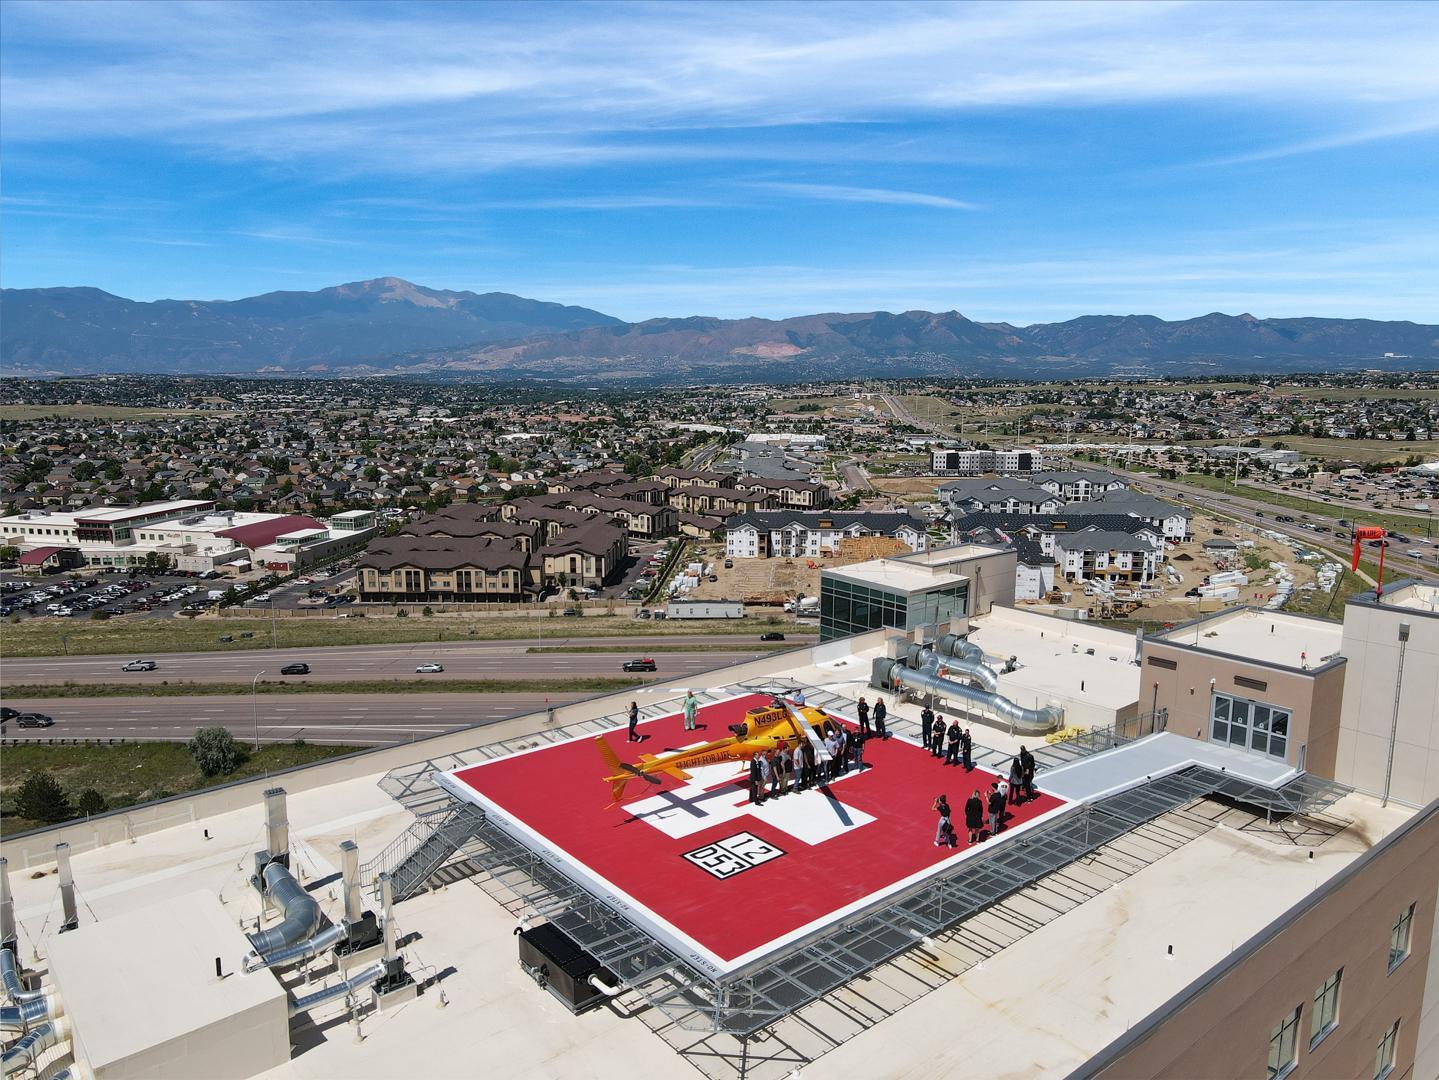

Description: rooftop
[1156,608,1346,671]
[968,606,1143,713]
[824,543,1009,593]
[5,628,1411,1080]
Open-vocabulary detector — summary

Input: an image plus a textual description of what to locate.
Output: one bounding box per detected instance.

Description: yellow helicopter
[597,697,836,804]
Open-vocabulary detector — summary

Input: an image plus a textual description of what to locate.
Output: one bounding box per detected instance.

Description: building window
[1267,1004,1301,1080]
[1211,692,1289,758]
[1310,968,1342,1049]
[1388,903,1414,972]
[1374,1020,1399,1079]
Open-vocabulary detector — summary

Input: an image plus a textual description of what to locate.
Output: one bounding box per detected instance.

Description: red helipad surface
[441,693,1068,975]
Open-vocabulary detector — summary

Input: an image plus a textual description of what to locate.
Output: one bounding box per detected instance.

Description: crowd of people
[746,695,893,804]
[932,743,1038,849]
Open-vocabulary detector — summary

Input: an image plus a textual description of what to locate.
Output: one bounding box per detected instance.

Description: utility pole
[251,669,266,750]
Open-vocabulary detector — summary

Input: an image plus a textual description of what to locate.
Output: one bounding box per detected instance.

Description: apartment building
[940,479,1065,514]
[1056,528,1164,585]
[725,510,929,560]
[930,447,1041,475]
[357,536,531,602]
[1033,469,1127,501]
[731,476,832,509]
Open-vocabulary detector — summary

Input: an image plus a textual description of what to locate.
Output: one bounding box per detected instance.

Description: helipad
[437,692,1068,977]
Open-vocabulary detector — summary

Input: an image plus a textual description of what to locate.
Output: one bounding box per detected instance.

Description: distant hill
[0,278,622,374]
[3,279,1435,381]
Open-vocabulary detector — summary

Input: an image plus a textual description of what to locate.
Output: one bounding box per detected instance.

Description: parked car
[122,659,158,671]
[562,607,582,617]
[16,713,55,728]
[759,632,786,641]
[622,658,658,672]
[280,662,311,675]
[415,663,444,674]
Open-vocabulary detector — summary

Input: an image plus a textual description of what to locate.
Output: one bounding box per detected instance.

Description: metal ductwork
[246,861,321,962]
[287,961,386,1018]
[380,873,397,964]
[56,844,78,933]
[873,656,1063,735]
[915,645,999,693]
[1,857,16,952]
[243,921,344,974]
[264,788,289,864]
[1,997,54,1036]
[2,1016,68,1070]
[2,947,44,1004]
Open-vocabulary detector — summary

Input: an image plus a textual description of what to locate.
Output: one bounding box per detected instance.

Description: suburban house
[725,511,929,559]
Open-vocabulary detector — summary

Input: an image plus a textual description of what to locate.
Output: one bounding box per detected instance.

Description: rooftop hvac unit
[517,923,616,1014]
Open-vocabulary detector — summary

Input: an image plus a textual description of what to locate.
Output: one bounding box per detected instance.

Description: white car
[415,663,444,674]
[122,659,158,672]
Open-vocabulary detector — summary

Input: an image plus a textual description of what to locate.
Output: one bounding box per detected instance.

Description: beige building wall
[1141,639,1344,773]
[1091,799,1439,1079]
[1336,591,1439,807]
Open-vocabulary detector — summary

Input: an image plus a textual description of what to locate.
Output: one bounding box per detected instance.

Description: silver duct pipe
[889,661,1063,735]
[243,921,343,974]
[41,1065,84,1080]
[55,845,78,933]
[287,961,386,1017]
[246,861,321,959]
[916,647,1000,693]
[1,996,53,1035]
[264,788,289,861]
[340,841,363,926]
[2,947,44,1004]
[2,1017,68,1070]
[0,857,15,950]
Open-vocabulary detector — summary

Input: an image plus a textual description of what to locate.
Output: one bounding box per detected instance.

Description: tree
[0,545,19,562]
[14,771,72,824]
[75,788,108,817]
[187,726,248,777]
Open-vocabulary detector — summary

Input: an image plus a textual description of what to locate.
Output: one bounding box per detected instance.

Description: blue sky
[2,0,1436,324]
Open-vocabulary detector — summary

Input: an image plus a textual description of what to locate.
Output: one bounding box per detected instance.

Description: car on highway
[122,659,159,671]
[1,707,19,723]
[415,663,444,674]
[16,712,55,728]
[280,662,311,675]
[760,632,786,641]
[622,658,658,672]
[1407,549,1425,558]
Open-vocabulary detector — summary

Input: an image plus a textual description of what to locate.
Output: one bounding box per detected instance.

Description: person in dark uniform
[960,727,973,771]
[873,697,887,740]
[627,700,640,742]
[945,718,962,765]
[1020,745,1036,799]
[856,696,871,737]
[987,783,1005,837]
[1008,755,1024,804]
[931,714,947,758]
[800,739,816,790]
[748,755,763,804]
[920,706,935,752]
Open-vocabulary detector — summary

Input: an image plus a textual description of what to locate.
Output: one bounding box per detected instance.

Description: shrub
[421,606,434,617]
[14,771,72,824]
[75,788,108,816]
[187,726,249,777]
[396,608,409,619]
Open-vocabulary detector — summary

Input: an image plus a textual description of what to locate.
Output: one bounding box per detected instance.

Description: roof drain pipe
[1,1016,69,1071]
[244,861,322,969]
[288,962,387,1018]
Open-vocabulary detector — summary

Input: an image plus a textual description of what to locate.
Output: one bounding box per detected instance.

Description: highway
[0,691,596,746]
[1,635,803,686]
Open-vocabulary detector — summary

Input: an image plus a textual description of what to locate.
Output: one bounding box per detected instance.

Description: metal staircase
[361,801,488,903]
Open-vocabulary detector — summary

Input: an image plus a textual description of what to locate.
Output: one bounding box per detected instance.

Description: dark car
[622,658,658,672]
[562,607,582,617]
[1,707,19,722]
[760,632,786,641]
[280,662,311,675]
[17,713,55,728]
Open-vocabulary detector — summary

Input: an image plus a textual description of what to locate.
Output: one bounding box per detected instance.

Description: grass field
[4,676,644,698]
[0,741,361,836]
[0,405,233,421]
[0,612,802,657]
[1188,436,1439,465]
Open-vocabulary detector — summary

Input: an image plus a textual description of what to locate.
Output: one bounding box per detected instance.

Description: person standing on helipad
[683,690,699,732]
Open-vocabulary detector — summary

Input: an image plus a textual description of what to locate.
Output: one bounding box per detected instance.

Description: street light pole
[251,670,266,751]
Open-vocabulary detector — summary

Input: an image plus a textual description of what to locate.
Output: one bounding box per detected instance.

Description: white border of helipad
[435,688,1077,979]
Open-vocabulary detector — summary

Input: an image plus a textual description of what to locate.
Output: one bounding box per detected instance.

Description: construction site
[681,537,915,609]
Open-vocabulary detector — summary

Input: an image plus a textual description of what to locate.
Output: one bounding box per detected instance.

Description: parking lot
[0,571,224,622]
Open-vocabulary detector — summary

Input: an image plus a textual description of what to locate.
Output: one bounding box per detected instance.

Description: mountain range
[3,278,1435,383]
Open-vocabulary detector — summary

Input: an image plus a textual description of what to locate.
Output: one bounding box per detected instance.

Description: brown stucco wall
[1090,800,1439,1079]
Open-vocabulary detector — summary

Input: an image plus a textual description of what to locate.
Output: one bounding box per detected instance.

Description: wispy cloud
[2,1,1435,174]
[749,181,977,209]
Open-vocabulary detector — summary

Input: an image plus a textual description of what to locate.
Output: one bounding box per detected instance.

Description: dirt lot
[683,538,913,606]
[1029,513,1321,626]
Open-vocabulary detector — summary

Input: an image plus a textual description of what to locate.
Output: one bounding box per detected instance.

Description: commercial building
[4,595,1437,1080]
[725,510,929,560]
[0,499,374,573]
[818,542,1015,640]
